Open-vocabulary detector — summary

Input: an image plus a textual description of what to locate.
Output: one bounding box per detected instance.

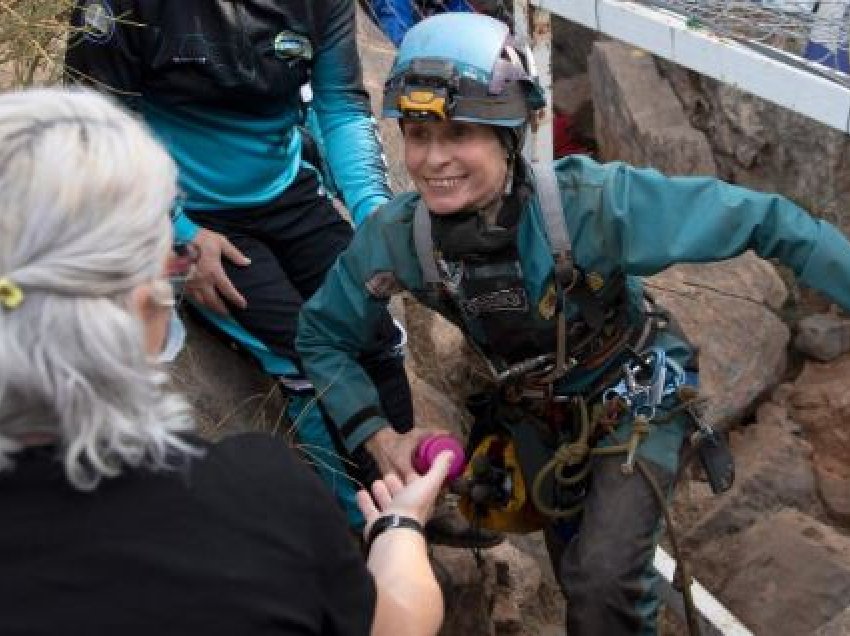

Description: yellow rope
[531,396,645,517]
[528,393,671,519]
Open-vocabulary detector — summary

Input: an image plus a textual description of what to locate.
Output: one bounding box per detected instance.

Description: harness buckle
[602,347,686,420]
[552,257,578,293]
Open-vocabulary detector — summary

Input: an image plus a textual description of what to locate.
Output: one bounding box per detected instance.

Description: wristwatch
[365,513,425,552]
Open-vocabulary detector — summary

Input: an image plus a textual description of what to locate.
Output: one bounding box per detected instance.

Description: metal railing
[514,0,850,136]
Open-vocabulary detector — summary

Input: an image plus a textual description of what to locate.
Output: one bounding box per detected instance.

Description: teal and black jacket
[65,0,391,237]
[297,155,850,454]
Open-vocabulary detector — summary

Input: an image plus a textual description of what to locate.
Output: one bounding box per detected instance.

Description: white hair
[0,88,197,489]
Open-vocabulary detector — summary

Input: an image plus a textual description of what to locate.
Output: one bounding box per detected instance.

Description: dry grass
[0,0,75,89]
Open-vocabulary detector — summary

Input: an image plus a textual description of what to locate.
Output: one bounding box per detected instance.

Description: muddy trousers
[187,168,413,528]
[545,413,688,636]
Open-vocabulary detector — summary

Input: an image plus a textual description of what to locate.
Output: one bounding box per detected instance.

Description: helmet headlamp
[398,88,449,121]
[395,59,458,121]
[382,14,546,129]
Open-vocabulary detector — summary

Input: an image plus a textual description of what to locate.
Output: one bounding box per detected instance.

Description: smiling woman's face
[403,119,508,215]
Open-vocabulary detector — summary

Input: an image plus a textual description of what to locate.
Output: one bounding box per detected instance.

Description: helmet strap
[494,127,522,196]
[504,155,515,196]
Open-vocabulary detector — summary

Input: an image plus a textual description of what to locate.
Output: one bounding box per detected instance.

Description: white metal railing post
[513,0,531,42]
[531,7,554,164]
[514,0,555,163]
[654,547,754,636]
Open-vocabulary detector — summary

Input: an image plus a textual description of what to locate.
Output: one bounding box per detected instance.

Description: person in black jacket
[63,0,418,531]
[0,87,449,636]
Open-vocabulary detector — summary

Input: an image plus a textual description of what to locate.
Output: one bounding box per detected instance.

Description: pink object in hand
[413,433,466,481]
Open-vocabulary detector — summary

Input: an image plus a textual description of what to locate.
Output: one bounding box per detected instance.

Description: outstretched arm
[571,156,850,311]
[361,452,455,636]
[297,204,436,480]
[259,433,445,636]
[297,210,404,449]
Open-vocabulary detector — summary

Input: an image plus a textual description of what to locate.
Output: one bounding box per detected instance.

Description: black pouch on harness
[643,299,734,495]
[695,428,734,494]
[515,399,592,514]
[458,392,592,531]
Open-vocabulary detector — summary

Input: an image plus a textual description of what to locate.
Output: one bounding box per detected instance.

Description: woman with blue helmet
[298,12,850,634]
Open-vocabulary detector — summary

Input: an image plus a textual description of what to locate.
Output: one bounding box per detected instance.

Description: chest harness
[411,163,708,523]
[413,163,644,393]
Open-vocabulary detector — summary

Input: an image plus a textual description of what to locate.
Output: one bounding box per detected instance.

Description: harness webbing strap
[414,198,505,374]
[414,198,441,286]
[528,162,576,288]
[529,162,568,255]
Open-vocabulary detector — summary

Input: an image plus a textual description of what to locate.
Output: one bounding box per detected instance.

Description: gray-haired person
[0,87,449,636]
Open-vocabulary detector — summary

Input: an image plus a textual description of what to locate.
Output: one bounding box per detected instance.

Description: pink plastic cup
[413,433,466,482]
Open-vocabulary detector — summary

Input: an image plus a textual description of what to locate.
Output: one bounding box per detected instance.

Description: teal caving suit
[65,0,410,527]
[298,155,850,634]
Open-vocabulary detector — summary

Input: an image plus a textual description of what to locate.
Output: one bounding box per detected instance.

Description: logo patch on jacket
[274,31,313,61]
[81,0,116,44]
[538,282,557,320]
[365,272,403,299]
[586,271,605,292]
[461,288,529,318]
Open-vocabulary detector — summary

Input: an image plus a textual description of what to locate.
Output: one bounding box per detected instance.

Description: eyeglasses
[166,242,200,303]
[169,193,187,223]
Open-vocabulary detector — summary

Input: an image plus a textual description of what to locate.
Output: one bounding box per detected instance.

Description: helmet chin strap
[476,192,506,229]
[473,145,517,228]
[504,153,516,195]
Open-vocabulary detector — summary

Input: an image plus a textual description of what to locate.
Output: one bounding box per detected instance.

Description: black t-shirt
[0,433,375,636]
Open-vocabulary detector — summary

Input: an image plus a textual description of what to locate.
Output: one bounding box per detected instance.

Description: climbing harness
[527,345,691,516]
[414,161,633,391]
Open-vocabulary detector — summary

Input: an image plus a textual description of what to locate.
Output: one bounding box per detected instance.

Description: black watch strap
[365,514,425,552]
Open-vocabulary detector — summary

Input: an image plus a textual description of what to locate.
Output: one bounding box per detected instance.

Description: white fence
[513,0,850,151]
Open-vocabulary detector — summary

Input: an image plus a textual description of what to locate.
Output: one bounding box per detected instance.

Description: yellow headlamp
[397,88,448,120]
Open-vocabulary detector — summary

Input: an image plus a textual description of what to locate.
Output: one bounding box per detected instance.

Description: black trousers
[187,167,414,439]
[189,169,350,359]
[543,455,676,636]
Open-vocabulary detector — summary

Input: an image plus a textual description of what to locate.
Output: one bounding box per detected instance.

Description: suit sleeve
[296,212,397,452]
[572,157,850,312]
[312,0,392,226]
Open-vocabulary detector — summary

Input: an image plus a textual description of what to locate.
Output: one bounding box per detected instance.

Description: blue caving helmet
[382,13,546,142]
